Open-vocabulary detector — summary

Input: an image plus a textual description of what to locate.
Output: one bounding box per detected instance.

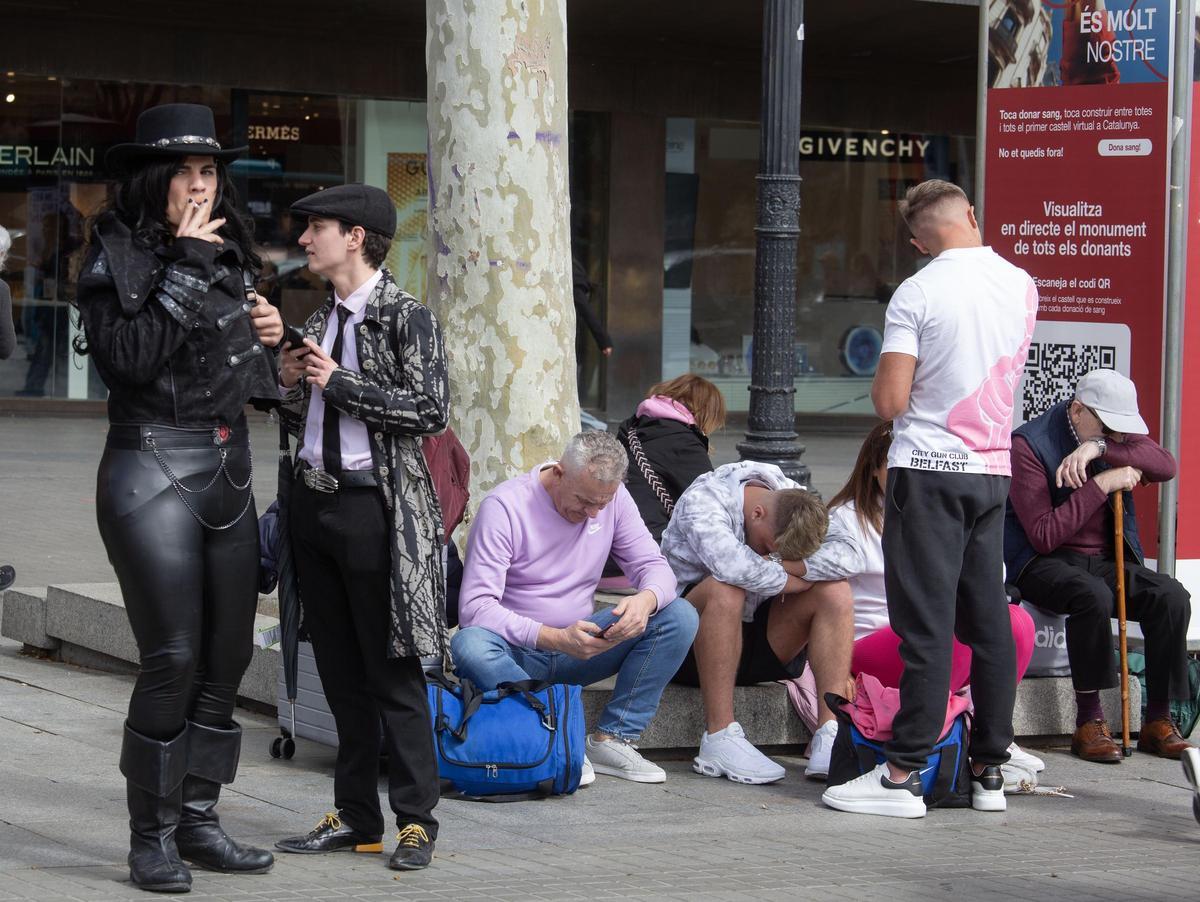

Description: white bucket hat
[1075,369,1148,435]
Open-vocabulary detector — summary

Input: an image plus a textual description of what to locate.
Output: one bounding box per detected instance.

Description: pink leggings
[851,604,1035,691]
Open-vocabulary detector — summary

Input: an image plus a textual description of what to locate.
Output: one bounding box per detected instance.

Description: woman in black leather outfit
[75,104,283,893]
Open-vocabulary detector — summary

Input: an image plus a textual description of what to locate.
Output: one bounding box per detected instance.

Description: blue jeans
[451,600,698,741]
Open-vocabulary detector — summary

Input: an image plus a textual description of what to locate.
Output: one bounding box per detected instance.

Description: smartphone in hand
[283,323,307,351]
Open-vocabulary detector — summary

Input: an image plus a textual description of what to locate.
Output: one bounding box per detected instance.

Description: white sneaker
[585,735,666,783]
[1182,746,1200,826]
[821,763,926,818]
[1001,742,1045,792]
[692,722,785,784]
[1006,742,1045,773]
[970,764,1007,812]
[804,720,838,780]
[579,756,595,788]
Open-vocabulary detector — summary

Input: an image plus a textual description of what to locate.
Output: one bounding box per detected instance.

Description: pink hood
[637,395,695,426]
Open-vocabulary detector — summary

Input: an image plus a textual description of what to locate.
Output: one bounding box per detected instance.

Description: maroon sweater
[1009,433,1176,559]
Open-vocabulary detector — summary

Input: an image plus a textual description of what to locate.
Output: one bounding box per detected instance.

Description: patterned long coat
[282,267,450,659]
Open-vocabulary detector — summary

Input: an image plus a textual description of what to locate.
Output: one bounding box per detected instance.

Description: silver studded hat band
[105,103,248,171]
[151,135,222,150]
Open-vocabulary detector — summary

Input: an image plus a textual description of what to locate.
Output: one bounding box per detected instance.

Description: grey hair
[0,226,10,273]
[561,430,628,484]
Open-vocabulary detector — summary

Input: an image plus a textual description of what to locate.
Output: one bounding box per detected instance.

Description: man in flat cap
[1006,369,1194,765]
[274,184,449,870]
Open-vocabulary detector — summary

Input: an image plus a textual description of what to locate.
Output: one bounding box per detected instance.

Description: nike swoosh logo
[588,523,601,534]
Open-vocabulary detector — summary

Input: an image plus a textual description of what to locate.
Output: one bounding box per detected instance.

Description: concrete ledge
[3,582,282,707]
[45,584,138,664]
[0,587,58,651]
[1016,674,1141,735]
[0,582,1150,750]
[584,678,807,750]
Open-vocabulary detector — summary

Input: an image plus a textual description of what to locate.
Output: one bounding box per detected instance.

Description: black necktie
[321,305,350,475]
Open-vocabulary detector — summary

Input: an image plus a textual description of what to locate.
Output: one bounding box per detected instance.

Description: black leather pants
[97,425,259,741]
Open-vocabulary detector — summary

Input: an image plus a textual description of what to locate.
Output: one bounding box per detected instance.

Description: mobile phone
[283,323,307,350]
[597,619,619,640]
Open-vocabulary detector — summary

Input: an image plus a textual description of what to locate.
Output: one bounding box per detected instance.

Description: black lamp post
[737,0,809,486]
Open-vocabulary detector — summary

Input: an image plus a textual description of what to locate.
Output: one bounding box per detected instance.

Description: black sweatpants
[882,467,1015,772]
[291,480,439,839]
[1016,549,1190,701]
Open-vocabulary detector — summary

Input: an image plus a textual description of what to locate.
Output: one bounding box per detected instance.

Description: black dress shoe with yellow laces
[387,824,434,870]
[274,813,382,855]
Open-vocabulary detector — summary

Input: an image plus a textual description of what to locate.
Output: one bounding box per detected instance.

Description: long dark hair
[828,420,893,536]
[99,155,259,267]
[75,155,260,354]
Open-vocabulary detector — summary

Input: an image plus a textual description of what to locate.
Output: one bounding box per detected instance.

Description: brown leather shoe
[1137,717,1194,759]
[1071,719,1123,763]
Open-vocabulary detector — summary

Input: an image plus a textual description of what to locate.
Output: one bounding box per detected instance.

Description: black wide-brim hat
[106,103,247,172]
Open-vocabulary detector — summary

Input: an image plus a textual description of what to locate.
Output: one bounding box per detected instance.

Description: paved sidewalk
[2,634,1200,901]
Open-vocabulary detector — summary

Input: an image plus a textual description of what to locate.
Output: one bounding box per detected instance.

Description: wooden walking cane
[1114,490,1133,757]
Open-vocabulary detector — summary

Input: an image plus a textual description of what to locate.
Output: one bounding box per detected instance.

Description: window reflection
[663,117,974,415]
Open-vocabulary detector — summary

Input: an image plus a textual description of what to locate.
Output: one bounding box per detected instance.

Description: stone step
[0,583,1145,751]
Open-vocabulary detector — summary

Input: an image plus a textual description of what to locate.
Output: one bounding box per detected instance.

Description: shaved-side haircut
[898,180,970,236]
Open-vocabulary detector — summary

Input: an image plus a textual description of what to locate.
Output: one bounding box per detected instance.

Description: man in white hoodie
[662,461,855,784]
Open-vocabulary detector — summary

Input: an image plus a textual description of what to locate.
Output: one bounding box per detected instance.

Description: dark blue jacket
[1003,400,1143,580]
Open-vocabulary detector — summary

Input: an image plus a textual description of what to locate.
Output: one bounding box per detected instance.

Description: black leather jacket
[77,214,278,427]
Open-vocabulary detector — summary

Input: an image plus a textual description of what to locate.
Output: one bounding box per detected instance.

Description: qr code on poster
[1015,321,1130,426]
[1021,342,1117,421]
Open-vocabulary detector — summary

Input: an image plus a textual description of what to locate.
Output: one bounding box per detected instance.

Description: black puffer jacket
[76,214,278,426]
[616,414,713,542]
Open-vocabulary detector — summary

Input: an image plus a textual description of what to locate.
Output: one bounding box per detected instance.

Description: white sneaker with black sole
[821,763,926,818]
[970,764,1007,811]
[585,736,665,783]
[804,720,838,780]
[693,722,785,784]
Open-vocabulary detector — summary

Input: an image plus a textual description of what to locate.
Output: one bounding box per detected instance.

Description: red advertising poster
[984,0,1172,554]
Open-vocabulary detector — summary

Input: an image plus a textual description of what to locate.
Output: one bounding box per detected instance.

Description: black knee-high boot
[120,723,192,894]
[175,722,273,874]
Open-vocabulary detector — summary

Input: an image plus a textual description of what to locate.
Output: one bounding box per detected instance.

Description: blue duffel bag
[426,673,584,798]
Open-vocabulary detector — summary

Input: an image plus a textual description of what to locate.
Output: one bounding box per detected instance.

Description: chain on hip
[149,439,254,530]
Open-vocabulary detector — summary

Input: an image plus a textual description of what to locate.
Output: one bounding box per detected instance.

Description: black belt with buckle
[107,423,248,451]
[297,461,377,493]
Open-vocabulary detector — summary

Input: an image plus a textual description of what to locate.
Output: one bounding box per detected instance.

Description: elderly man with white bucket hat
[1004,369,1195,765]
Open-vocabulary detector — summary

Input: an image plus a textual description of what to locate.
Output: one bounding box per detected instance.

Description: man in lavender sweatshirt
[453,431,698,784]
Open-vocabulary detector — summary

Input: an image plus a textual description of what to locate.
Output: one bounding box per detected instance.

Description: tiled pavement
[2,634,1199,901]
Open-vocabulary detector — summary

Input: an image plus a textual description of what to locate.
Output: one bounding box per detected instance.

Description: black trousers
[882,468,1016,772]
[290,480,439,838]
[97,443,258,740]
[1016,549,1190,701]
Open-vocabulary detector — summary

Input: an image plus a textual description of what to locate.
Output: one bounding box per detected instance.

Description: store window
[662,117,974,415]
[0,76,230,400]
[0,76,383,403]
[239,90,352,330]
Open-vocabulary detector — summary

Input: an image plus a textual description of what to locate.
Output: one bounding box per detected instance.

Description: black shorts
[672,590,806,687]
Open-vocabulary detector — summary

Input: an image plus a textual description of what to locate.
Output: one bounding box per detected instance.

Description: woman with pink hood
[615,374,726,543]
